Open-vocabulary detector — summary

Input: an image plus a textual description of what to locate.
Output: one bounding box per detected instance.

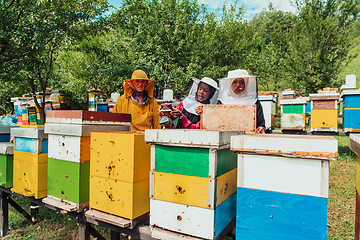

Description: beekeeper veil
[182,77,219,115]
[218,69,258,105]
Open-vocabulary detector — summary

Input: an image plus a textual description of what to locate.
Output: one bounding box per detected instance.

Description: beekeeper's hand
[195,105,203,115]
[171,108,182,119]
[255,127,265,134]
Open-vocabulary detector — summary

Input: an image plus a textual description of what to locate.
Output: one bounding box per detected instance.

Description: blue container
[15,137,48,153]
[306,101,311,114]
[96,103,108,112]
[344,109,360,130]
[0,134,10,142]
[343,94,360,109]
[236,187,327,240]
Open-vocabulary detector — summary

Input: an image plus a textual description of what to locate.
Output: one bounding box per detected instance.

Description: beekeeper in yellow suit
[112,69,160,131]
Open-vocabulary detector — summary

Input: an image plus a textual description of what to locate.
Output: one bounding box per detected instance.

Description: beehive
[231,134,337,239]
[201,104,256,133]
[146,129,242,240]
[258,95,277,130]
[350,134,360,239]
[309,93,339,132]
[341,90,360,132]
[0,143,14,188]
[11,126,48,198]
[279,98,307,131]
[90,132,150,220]
[44,112,130,211]
[0,126,16,143]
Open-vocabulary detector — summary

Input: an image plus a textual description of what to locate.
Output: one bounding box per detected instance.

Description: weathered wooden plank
[201,104,256,133]
[42,196,88,213]
[85,209,130,228]
[45,110,131,125]
[236,187,327,240]
[236,154,329,198]
[231,134,338,160]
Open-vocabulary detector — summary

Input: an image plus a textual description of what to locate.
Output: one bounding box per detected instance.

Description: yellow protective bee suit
[112,70,160,131]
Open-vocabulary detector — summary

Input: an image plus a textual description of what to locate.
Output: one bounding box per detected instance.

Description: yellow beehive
[11,150,48,199]
[311,109,338,130]
[90,132,151,219]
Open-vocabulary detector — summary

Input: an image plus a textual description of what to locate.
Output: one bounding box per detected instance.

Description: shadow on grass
[338,145,356,162]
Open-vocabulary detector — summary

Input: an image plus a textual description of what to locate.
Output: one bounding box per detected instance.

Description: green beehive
[0,143,14,188]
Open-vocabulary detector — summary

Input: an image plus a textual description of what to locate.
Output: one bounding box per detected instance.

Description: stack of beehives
[43,110,130,212]
[11,126,48,198]
[145,129,242,240]
[89,131,150,224]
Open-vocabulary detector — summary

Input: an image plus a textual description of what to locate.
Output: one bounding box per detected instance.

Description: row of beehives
[0,110,338,239]
[261,88,360,132]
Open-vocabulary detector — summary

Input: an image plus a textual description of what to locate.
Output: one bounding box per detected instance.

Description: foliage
[0,0,110,119]
[286,0,359,94]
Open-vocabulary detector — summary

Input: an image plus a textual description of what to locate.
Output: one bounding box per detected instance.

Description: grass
[328,136,356,240]
[1,136,358,239]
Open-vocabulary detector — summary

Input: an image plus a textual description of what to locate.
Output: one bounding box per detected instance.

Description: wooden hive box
[309,93,339,132]
[201,104,256,133]
[89,132,150,220]
[350,134,360,239]
[231,134,338,240]
[0,143,14,188]
[145,129,243,240]
[279,98,307,131]
[11,150,48,199]
[259,95,277,130]
[44,123,130,211]
[11,126,48,199]
[341,90,360,132]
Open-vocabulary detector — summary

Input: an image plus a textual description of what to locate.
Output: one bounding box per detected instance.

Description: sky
[107,0,297,20]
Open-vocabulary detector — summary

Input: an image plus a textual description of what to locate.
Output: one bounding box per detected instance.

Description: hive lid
[45,110,131,125]
[309,93,339,101]
[258,95,277,102]
[340,89,360,98]
[350,134,360,157]
[231,134,338,160]
[145,129,244,148]
[279,98,307,105]
[0,143,14,155]
[0,126,19,134]
[11,127,47,139]
[45,123,130,136]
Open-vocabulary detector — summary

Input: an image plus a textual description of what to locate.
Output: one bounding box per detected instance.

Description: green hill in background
[338,36,360,87]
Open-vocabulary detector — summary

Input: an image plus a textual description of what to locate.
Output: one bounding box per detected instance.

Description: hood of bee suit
[182,77,219,115]
[123,69,155,98]
[218,69,258,105]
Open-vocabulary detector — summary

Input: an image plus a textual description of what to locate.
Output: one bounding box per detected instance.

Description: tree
[286,0,359,94]
[0,0,110,121]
